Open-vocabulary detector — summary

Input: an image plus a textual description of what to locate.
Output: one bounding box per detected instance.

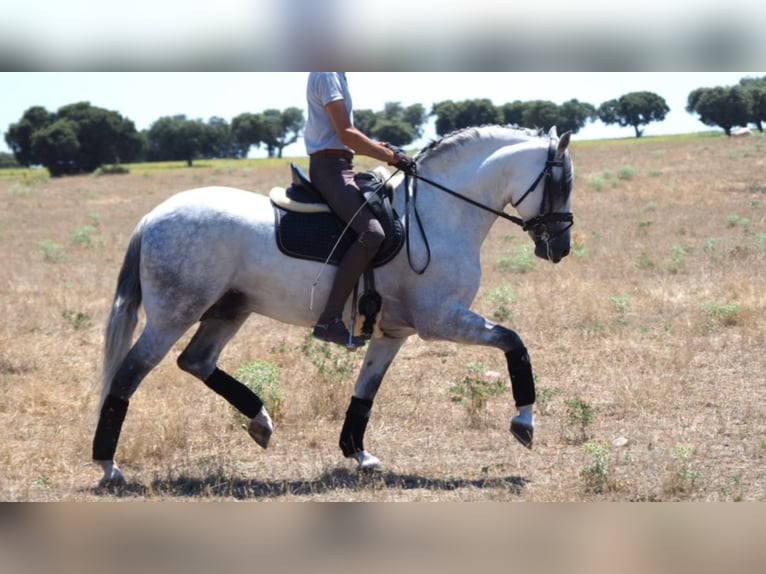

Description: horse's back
[148,186,269,220]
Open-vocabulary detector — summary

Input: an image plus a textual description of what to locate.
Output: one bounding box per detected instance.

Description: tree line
[4,75,765,176]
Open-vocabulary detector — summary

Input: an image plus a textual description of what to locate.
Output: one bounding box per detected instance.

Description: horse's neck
[407,140,534,240]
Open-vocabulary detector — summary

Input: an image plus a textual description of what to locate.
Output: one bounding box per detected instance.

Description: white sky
[1,72,762,157]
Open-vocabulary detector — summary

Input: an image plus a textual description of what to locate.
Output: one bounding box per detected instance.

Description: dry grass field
[1,133,764,502]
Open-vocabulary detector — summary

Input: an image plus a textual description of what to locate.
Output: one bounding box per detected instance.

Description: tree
[739,76,766,132]
[30,119,80,176]
[260,107,305,158]
[598,91,670,137]
[498,101,526,126]
[56,102,143,171]
[686,86,753,136]
[4,102,142,175]
[231,112,266,155]
[206,116,248,159]
[5,106,54,166]
[0,152,19,168]
[147,115,213,166]
[352,102,427,147]
[522,100,562,132]
[432,99,501,135]
[557,99,597,135]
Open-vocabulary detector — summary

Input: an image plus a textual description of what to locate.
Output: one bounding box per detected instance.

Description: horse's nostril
[562,246,571,257]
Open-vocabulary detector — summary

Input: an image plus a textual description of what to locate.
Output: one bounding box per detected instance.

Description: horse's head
[515,127,574,264]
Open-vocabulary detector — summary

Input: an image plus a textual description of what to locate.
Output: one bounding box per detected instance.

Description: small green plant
[727,214,751,233]
[34,474,52,489]
[587,175,605,192]
[71,225,97,247]
[62,310,91,330]
[38,239,65,262]
[235,359,285,423]
[666,244,689,274]
[565,396,595,443]
[485,283,518,321]
[703,238,721,261]
[617,165,636,180]
[496,244,535,273]
[665,444,700,496]
[700,301,742,331]
[450,361,508,428]
[300,334,360,419]
[609,293,630,324]
[637,250,656,270]
[580,440,612,493]
[536,385,563,415]
[571,233,588,258]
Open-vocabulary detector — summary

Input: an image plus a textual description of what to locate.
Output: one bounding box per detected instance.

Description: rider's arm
[325,99,398,165]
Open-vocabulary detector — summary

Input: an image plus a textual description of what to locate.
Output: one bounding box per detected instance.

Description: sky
[1,72,763,158]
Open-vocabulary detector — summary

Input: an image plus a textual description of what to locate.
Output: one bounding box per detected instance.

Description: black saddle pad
[273,207,403,268]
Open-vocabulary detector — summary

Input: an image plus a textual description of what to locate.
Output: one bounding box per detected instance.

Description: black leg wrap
[92,394,129,461]
[339,397,373,457]
[506,347,536,407]
[204,368,264,419]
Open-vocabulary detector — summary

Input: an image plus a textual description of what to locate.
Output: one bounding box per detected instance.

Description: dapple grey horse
[92,125,574,486]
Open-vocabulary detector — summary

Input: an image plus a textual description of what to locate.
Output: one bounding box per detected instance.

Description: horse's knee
[177,349,215,380]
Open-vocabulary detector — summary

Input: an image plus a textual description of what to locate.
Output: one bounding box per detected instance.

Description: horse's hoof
[247,408,273,449]
[96,460,126,488]
[351,450,381,471]
[510,418,534,449]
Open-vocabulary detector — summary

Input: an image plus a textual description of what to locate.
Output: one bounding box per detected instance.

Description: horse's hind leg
[176,315,273,448]
[93,324,186,486]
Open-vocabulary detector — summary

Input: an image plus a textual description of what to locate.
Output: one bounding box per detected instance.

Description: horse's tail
[98,217,146,411]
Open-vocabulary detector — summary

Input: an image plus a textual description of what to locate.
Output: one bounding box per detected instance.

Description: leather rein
[402,139,574,274]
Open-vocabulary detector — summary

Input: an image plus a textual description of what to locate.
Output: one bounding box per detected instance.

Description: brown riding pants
[309,153,385,321]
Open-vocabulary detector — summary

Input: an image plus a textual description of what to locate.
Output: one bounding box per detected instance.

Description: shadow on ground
[89,467,529,499]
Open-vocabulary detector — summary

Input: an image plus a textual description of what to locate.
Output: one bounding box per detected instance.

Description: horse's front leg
[422,306,536,448]
[339,335,407,470]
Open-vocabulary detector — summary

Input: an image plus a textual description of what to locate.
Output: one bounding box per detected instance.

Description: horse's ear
[548,126,559,139]
[557,131,572,155]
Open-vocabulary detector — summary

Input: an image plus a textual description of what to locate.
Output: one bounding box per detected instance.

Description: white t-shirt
[304,72,353,155]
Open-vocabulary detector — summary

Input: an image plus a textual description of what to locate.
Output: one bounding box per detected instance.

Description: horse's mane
[416,124,544,162]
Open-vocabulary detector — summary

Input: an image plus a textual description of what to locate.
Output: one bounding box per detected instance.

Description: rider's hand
[383,143,415,174]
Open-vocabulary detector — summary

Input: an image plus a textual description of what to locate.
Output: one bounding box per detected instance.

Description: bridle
[402,137,574,274]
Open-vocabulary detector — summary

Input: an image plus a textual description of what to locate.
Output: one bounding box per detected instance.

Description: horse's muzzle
[534,232,571,263]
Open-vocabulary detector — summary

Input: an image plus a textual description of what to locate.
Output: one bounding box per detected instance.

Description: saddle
[270,163,405,338]
[270,163,404,267]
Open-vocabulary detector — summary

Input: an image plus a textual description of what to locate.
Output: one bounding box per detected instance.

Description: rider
[306,72,415,348]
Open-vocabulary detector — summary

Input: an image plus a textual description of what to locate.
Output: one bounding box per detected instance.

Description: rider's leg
[309,154,385,347]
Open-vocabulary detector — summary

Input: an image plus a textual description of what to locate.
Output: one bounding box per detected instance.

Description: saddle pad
[273,206,404,268]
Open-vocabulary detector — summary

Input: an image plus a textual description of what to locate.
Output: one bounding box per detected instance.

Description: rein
[402,139,574,274]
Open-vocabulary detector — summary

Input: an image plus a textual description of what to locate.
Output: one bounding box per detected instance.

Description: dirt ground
[1,133,764,501]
